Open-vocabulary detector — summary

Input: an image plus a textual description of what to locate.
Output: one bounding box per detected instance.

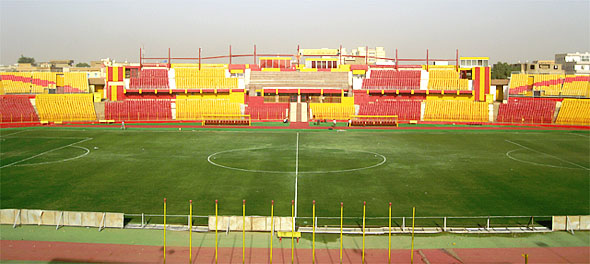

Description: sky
[1,0,588,65]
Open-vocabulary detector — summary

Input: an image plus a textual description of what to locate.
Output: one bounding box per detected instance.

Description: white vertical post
[13,210,21,228]
[142,213,145,228]
[39,211,44,226]
[486,217,490,230]
[443,217,447,232]
[402,217,405,232]
[56,211,63,230]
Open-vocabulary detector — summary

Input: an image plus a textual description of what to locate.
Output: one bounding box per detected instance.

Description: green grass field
[1,127,589,227]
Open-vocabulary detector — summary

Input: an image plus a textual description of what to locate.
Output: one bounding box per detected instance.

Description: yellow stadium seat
[36,94,96,121]
[175,98,241,120]
[423,100,488,122]
[556,99,590,125]
[309,103,355,120]
[427,70,469,91]
[174,68,238,89]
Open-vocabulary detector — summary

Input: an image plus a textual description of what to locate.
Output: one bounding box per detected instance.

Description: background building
[555,52,590,74]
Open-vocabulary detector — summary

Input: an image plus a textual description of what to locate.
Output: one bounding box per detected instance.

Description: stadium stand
[1,72,33,94]
[36,94,96,121]
[362,70,421,90]
[176,98,241,120]
[497,98,556,123]
[248,72,348,89]
[309,103,355,120]
[508,73,529,95]
[427,70,469,90]
[423,100,488,122]
[174,68,237,89]
[105,99,172,120]
[561,75,590,97]
[31,72,56,93]
[556,99,590,125]
[0,95,39,122]
[245,97,288,120]
[357,100,421,121]
[531,74,563,96]
[63,72,90,93]
[129,68,169,89]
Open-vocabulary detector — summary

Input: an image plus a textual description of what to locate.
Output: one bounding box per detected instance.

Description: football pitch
[1,127,589,226]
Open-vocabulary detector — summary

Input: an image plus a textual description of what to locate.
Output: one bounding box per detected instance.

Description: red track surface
[1,240,588,263]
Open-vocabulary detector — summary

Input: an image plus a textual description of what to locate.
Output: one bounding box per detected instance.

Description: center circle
[207,147,386,174]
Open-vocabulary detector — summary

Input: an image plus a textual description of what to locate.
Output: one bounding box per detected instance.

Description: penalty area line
[0,138,92,169]
[505,139,589,170]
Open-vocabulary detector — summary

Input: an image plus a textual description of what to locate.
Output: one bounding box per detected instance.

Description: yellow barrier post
[189,200,193,264]
[291,200,294,264]
[312,200,316,263]
[215,200,218,264]
[270,200,274,264]
[163,198,167,264]
[388,202,392,264]
[522,253,529,264]
[340,202,343,264]
[362,201,366,264]
[411,207,415,264]
[242,199,246,264]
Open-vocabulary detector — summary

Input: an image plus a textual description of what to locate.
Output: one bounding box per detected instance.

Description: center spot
[208,147,386,174]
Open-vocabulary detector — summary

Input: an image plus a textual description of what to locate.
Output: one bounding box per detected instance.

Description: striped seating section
[532,74,562,96]
[358,100,421,121]
[423,100,488,122]
[32,72,57,92]
[0,95,38,122]
[1,72,34,94]
[362,70,421,90]
[497,98,555,124]
[508,74,529,95]
[556,99,590,125]
[176,99,241,120]
[36,94,96,121]
[309,103,355,120]
[175,68,238,89]
[105,99,172,120]
[63,72,89,93]
[561,75,589,97]
[427,70,468,90]
[129,69,169,89]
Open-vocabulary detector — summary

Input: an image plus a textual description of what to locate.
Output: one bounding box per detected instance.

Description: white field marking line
[4,136,91,140]
[0,138,92,169]
[568,132,590,138]
[294,132,299,219]
[0,130,28,137]
[505,139,589,170]
[14,145,90,167]
[505,149,583,170]
[206,147,386,174]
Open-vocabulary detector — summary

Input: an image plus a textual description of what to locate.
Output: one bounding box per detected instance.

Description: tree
[491,62,520,79]
[76,62,90,67]
[17,55,35,65]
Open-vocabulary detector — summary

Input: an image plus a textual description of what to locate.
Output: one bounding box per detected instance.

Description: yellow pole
[340,202,343,264]
[189,200,193,264]
[291,200,295,263]
[312,200,316,264]
[388,202,392,264]
[362,201,366,264]
[522,253,528,264]
[410,207,415,264]
[163,198,167,264]
[270,200,274,264]
[242,200,246,264]
[215,200,218,264]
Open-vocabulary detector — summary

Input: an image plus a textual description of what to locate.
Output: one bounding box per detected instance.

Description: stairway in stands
[289,102,309,128]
